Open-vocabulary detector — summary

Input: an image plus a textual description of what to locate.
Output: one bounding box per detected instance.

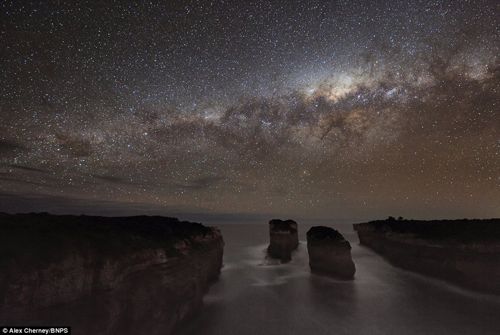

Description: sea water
[179,223,500,335]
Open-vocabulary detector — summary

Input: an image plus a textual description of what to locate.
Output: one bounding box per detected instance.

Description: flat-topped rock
[267,219,299,262]
[307,226,355,279]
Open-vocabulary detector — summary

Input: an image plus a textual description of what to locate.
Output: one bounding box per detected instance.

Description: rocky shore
[0,213,224,335]
[267,219,299,262]
[354,218,500,294]
[307,226,355,279]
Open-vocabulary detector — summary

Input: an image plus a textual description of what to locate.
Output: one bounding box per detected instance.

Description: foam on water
[180,223,500,335]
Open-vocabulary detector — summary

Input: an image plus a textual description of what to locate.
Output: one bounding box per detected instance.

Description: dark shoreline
[354,218,500,295]
[0,213,224,335]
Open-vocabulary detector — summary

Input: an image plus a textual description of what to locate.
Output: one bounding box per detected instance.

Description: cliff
[267,219,299,262]
[0,213,224,335]
[307,226,355,279]
[354,218,500,294]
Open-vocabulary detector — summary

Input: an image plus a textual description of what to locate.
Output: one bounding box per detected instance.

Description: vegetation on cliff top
[355,217,500,242]
[269,219,297,233]
[307,226,346,242]
[0,212,217,268]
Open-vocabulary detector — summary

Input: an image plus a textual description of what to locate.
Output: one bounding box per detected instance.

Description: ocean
[179,223,500,335]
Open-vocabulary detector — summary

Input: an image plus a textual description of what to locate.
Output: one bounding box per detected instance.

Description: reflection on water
[179,224,500,335]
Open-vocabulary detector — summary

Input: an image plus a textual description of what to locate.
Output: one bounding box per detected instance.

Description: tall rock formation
[307,226,355,279]
[0,213,224,335]
[267,219,299,262]
[354,218,500,294]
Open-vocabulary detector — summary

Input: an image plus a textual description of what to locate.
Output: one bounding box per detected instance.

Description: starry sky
[0,0,499,222]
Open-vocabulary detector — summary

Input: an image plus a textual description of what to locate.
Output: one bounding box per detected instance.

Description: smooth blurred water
[179,223,500,335]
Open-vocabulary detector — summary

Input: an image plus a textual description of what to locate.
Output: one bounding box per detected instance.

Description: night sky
[1,1,499,222]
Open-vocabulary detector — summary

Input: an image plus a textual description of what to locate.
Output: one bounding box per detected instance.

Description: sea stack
[307,226,355,279]
[267,219,299,262]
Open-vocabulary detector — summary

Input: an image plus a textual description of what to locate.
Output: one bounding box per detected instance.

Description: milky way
[0,1,499,221]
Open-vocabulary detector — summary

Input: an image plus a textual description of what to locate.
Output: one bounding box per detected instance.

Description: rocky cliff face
[307,226,355,279]
[267,219,299,262]
[0,213,224,335]
[354,218,500,294]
